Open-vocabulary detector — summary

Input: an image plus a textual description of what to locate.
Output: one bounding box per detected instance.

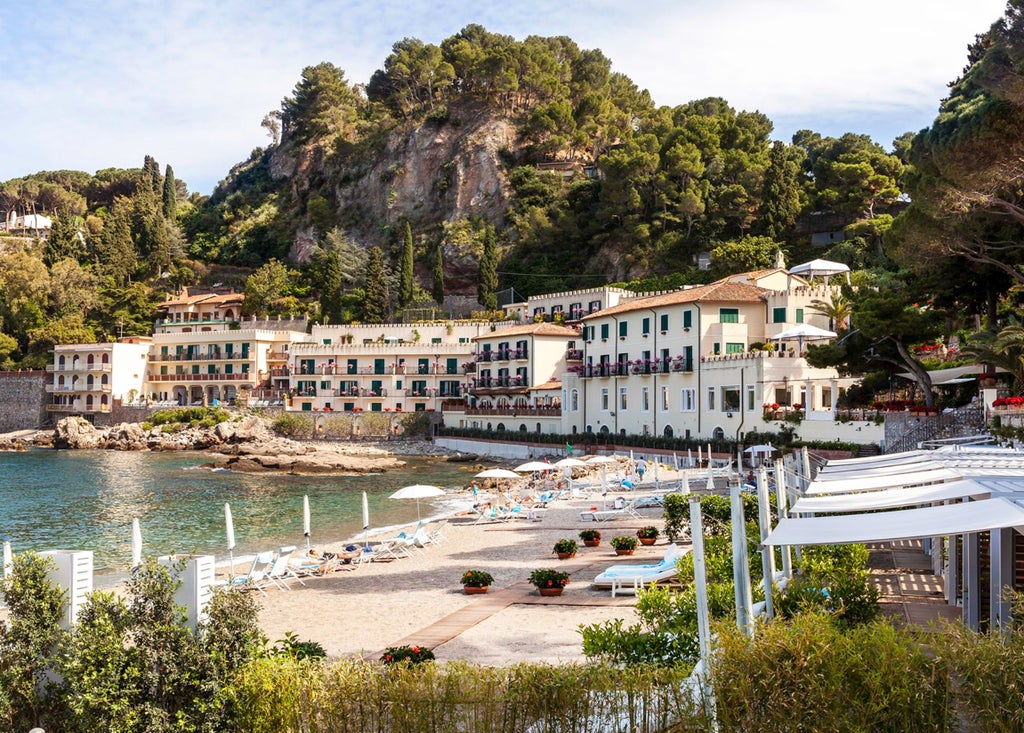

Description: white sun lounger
[592,544,687,596]
[579,498,643,522]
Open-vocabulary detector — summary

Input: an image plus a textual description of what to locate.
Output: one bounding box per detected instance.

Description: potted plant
[553,538,578,559]
[579,528,602,547]
[610,535,639,556]
[460,569,494,595]
[636,526,660,546]
[529,568,571,596]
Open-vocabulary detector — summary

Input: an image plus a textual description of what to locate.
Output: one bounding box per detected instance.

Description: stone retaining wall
[0,370,47,431]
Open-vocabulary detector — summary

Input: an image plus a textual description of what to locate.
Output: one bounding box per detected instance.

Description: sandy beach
[255,489,685,664]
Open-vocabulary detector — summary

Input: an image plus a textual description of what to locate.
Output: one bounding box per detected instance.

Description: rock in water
[53,416,103,450]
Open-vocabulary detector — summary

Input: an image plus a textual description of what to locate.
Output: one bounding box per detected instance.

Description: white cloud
[0,0,1009,194]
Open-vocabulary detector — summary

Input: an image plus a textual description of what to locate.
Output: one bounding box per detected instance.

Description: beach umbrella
[697,446,702,466]
[514,461,552,473]
[361,491,371,550]
[773,323,837,354]
[303,495,311,552]
[587,455,617,494]
[475,468,521,479]
[707,461,715,492]
[131,517,142,570]
[553,458,587,468]
[389,484,445,521]
[225,502,236,576]
[2,541,11,580]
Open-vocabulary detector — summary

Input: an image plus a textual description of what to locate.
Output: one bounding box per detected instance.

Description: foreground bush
[711,614,951,733]
[228,657,705,733]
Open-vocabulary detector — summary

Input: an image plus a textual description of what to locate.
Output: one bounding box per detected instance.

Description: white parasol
[131,517,142,569]
[361,491,371,550]
[553,458,587,468]
[225,502,236,576]
[773,323,837,354]
[789,258,851,283]
[3,540,12,580]
[514,461,553,473]
[303,495,311,552]
[389,484,445,520]
[587,455,618,494]
[475,468,521,479]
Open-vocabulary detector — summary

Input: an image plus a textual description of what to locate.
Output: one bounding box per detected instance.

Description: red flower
[412,646,420,653]
[547,579,553,587]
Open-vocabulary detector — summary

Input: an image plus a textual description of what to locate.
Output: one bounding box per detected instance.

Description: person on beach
[636,456,647,482]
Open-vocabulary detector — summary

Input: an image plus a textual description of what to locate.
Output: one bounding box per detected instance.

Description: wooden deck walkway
[868,539,962,626]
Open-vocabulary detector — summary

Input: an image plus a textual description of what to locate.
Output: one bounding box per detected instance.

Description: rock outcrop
[50,416,407,475]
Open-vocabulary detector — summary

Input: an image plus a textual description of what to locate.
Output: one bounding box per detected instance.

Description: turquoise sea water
[0,448,483,582]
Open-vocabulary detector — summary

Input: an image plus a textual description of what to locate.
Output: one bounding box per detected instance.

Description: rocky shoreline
[5,416,479,476]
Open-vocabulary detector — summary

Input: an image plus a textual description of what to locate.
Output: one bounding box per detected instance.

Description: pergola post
[990,528,1016,632]
[963,532,980,631]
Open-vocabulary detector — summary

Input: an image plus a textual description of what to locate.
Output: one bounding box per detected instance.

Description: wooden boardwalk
[868,539,962,626]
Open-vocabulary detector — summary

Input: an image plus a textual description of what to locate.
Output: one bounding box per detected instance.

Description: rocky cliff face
[273,100,520,293]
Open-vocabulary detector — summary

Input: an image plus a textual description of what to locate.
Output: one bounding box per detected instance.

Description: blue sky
[0,0,1009,195]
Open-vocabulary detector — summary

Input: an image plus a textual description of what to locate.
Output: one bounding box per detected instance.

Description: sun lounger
[579,498,643,522]
[592,544,688,596]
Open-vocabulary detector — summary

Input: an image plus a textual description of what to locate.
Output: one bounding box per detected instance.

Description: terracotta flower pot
[556,552,576,560]
[615,549,635,556]
[464,586,489,595]
[639,537,657,546]
[538,586,564,597]
[583,539,601,548]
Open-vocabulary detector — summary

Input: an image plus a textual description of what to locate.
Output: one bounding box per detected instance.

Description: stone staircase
[885,403,987,454]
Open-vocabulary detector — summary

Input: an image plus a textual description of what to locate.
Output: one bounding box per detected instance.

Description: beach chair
[426,519,449,544]
[217,550,275,595]
[578,498,644,522]
[592,544,688,596]
[256,547,300,592]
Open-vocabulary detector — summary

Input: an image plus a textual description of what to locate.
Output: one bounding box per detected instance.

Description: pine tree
[363,246,390,323]
[399,221,414,307]
[432,243,445,304]
[42,209,83,266]
[478,225,498,310]
[162,165,177,220]
[142,155,162,196]
[315,249,344,324]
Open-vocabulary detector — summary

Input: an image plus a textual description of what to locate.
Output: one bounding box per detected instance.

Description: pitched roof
[581,281,768,320]
[158,288,244,309]
[533,379,562,391]
[475,322,580,340]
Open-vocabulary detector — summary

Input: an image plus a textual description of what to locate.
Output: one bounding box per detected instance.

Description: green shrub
[273,631,326,661]
[380,645,435,665]
[273,413,312,438]
[662,494,688,542]
[711,614,950,732]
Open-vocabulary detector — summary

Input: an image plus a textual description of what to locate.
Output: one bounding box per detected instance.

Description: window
[619,387,628,411]
[796,308,804,323]
[660,386,670,412]
[619,321,628,338]
[570,388,579,412]
[600,323,610,340]
[821,386,832,410]
[601,388,609,411]
[660,314,669,331]
[681,388,696,412]
[642,317,650,335]
[713,342,721,355]
[719,308,739,323]
[773,307,786,323]
[641,386,650,412]
[683,310,692,329]
[707,387,715,410]
[747,385,756,411]
[722,386,740,412]
[726,342,745,354]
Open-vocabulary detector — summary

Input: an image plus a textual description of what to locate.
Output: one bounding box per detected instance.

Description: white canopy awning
[764,498,1024,546]
[819,450,931,471]
[896,365,989,385]
[789,258,851,278]
[805,467,963,496]
[814,460,944,481]
[791,479,991,514]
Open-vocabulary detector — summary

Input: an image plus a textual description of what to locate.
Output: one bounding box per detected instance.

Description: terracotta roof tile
[475,323,580,339]
[581,281,768,319]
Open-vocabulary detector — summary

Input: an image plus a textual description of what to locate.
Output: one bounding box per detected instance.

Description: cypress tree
[142,155,161,196]
[432,243,445,304]
[478,225,498,310]
[42,209,83,266]
[315,249,344,324]
[399,221,414,306]
[162,164,177,220]
[363,246,390,323]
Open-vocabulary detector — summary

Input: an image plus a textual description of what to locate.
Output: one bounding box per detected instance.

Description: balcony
[46,403,111,413]
[566,348,584,361]
[150,352,247,363]
[148,373,255,382]
[47,362,113,372]
[464,406,562,417]
[670,358,694,372]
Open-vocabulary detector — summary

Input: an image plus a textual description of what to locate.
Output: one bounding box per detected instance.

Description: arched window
[101,374,109,386]
[519,424,528,432]
[101,353,109,364]
[712,427,725,441]
[569,388,579,412]
[599,425,610,434]
[496,423,506,431]
[663,425,674,438]
[58,355,66,368]
[535,423,541,433]
[86,354,95,368]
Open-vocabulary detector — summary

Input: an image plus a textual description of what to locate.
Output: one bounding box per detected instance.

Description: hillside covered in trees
[5,4,1024,389]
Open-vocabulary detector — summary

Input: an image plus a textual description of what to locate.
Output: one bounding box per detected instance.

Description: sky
[0,0,1010,196]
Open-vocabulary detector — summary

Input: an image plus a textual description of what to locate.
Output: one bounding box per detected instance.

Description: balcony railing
[148,373,254,382]
[46,384,110,393]
[150,353,250,363]
[566,348,584,361]
[463,406,562,417]
[46,403,111,413]
[47,363,113,372]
